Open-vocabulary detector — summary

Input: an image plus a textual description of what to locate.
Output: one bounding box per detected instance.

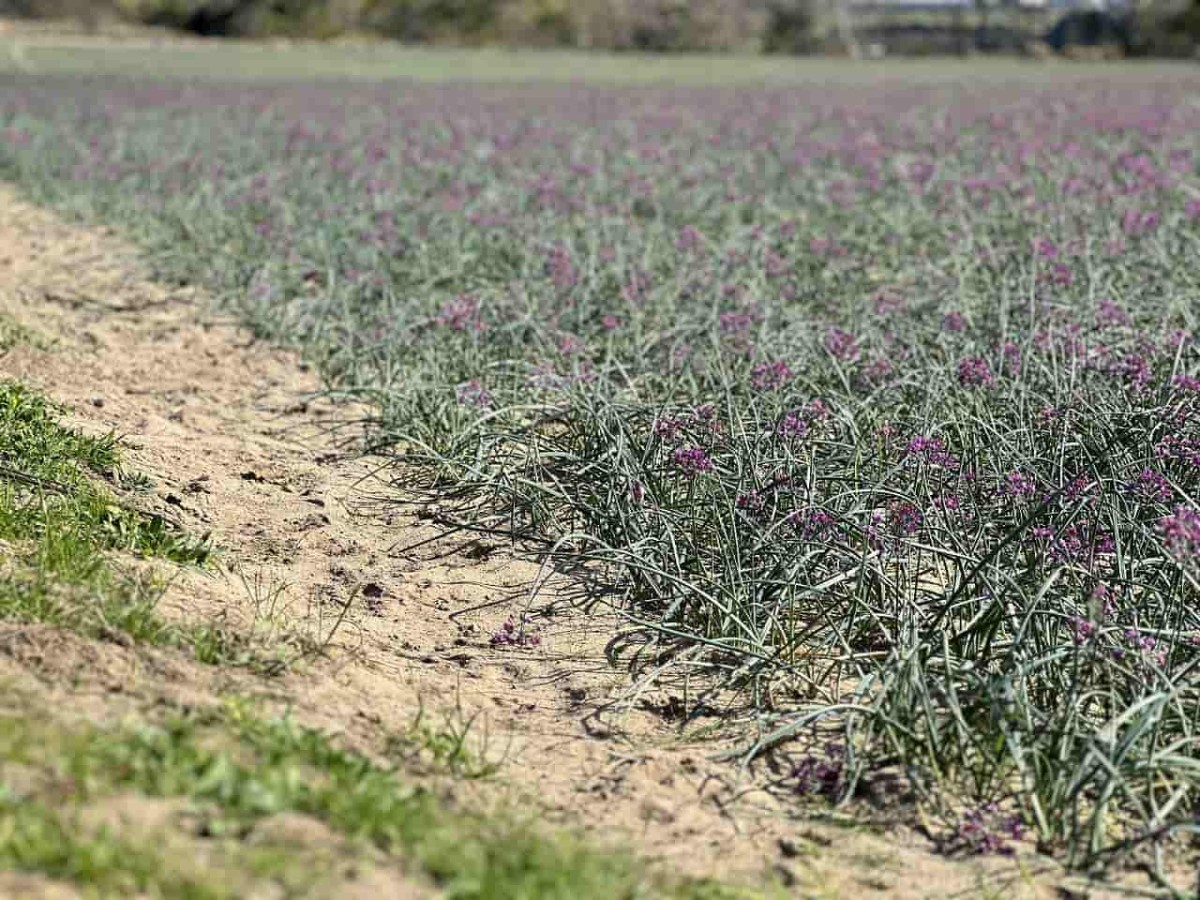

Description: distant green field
[0,37,1195,83]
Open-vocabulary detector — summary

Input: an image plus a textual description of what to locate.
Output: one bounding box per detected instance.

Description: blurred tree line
[2,0,1196,54]
[133,0,830,51]
[0,0,936,50]
[1,0,809,48]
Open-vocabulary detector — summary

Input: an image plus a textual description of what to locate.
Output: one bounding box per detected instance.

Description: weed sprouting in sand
[0,379,208,643]
[0,699,739,899]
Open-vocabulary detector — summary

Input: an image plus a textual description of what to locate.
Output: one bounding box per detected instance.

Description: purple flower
[957,357,994,388]
[1096,300,1131,329]
[455,379,493,409]
[669,343,693,372]
[1000,341,1022,376]
[544,243,577,292]
[1001,471,1038,499]
[654,415,686,443]
[1063,473,1098,502]
[809,237,846,258]
[1127,468,1172,503]
[1106,352,1153,390]
[823,327,859,362]
[790,742,844,799]
[736,490,766,516]
[790,508,837,540]
[873,291,905,316]
[1042,263,1074,287]
[558,333,585,356]
[906,435,959,470]
[1069,615,1095,644]
[1171,374,1200,393]
[888,501,924,535]
[1033,236,1059,258]
[750,360,792,392]
[719,310,759,338]
[946,807,1025,857]
[941,311,967,333]
[777,411,808,439]
[763,250,788,279]
[1124,627,1156,652]
[672,446,714,477]
[777,400,830,440]
[1038,406,1064,424]
[621,271,652,305]
[1030,519,1113,565]
[490,614,541,648]
[675,225,702,252]
[1155,435,1200,468]
[862,357,894,385]
[1121,208,1160,237]
[1158,504,1200,563]
[436,294,485,333]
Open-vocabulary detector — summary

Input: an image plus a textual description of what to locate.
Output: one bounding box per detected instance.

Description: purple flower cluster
[1155,435,1200,468]
[943,805,1025,857]
[789,742,844,800]
[455,379,494,409]
[1158,504,1200,563]
[1126,468,1172,503]
[776,399,829,441]
[823,327,859,362]
[956,357,994,388]
[490,614,542,649]
[790,507,838,540]
[1031,520,1115,565]
[545,243,578,292]
[436,294,485,334]
[750,359,792,392]
[1000,470,1038,499]
[941,311,967,333]
[906,435,959,471]
[735,490,766,516]
[654,404,723,446]
[672,446,714,477]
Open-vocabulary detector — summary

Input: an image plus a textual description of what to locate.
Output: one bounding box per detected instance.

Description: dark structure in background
[1044,8,1132,52]
[161,0,249,35]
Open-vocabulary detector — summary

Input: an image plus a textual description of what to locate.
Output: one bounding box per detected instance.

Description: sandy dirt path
[0,183,1071,898]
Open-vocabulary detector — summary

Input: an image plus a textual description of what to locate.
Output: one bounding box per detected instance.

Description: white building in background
[835,0,1173,57]
[855,0,1133,8]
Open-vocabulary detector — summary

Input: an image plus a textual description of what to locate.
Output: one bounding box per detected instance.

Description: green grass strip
[0,702,761,899]
[0,378,231,657]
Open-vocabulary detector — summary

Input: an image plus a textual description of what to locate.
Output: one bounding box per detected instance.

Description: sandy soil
[0,183,1098,897]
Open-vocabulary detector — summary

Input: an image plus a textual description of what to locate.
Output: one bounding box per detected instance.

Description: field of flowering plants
[2,62,1200,882]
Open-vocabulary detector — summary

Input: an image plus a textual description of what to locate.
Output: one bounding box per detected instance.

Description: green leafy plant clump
[0,378,211,644]
[0,702,754,899]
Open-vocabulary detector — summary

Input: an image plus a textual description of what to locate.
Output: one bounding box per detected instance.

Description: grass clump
[0,379,212,646]
[0,314,45,355]
[0,793,236,899]
[0,701,758,899]
[0,379,209,563]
